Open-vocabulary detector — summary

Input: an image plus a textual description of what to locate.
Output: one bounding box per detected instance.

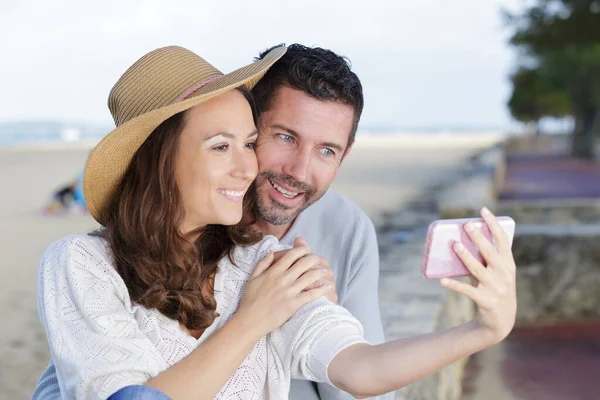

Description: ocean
[0,121,110,147]
[0,120,511,149]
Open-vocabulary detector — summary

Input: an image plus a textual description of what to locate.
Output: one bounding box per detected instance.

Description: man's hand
[273,237,338,304]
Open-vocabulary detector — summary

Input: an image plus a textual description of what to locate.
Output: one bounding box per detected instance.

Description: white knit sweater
[37,234,367,399]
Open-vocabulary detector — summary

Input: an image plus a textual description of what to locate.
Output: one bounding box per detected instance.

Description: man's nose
[281,149,311,183]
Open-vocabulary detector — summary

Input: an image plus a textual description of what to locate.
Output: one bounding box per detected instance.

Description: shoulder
[298,190,376,240]
[308,190,372,227]
[42,234,109,267]
[39,233,122,289]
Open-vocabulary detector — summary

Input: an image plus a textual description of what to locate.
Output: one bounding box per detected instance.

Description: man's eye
[279,134,293,142]
[321,148,334,157]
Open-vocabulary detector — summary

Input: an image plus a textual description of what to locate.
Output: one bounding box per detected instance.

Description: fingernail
[454,242,465,251]
[481,207,490,216]
[465,222,475,232]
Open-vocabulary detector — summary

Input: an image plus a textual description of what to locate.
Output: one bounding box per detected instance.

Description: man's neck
[254,218,294,240]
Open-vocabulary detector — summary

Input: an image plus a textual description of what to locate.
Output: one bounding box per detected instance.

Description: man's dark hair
[252,43,364,148]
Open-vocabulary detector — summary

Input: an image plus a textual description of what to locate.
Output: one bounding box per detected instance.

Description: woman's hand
[273,238,338,304]
[442,207,517,344]
[237,244,332,338]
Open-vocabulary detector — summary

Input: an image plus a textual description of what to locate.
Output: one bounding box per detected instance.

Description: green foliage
[506,0,600,157]
[508,67,571,123]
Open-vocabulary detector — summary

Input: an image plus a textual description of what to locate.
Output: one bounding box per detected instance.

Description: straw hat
[83,45,286,225]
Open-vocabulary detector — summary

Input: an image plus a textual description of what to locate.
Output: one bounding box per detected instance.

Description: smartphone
[421,216,515,279]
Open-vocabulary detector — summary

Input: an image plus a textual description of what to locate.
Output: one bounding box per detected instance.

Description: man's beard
[253,170,322,226]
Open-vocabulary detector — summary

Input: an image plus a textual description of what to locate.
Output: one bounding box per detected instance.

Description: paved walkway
[499,143,600,200]
[462,321,600,400]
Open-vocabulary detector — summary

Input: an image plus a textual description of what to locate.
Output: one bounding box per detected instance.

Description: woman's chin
[218,212,243,226]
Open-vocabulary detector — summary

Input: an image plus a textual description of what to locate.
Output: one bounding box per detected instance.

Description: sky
[0,0,524,131]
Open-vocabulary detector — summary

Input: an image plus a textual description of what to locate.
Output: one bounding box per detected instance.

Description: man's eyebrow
[271,124,345,153]
[271,124,299,137]
[320,141,344,153]
[204,130,258,141]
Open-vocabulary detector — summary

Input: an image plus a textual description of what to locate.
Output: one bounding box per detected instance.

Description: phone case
[421,216,515,279]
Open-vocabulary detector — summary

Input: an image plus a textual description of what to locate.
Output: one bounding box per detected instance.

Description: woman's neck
[180,220,206,241]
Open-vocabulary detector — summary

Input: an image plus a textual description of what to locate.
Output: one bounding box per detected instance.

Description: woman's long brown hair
[93,88,262,331]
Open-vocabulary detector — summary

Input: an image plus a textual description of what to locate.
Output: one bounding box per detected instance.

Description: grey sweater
[282,190,393,400]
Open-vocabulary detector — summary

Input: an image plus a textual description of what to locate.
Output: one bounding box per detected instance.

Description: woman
[35,44,357,400]
[35,45,518,400]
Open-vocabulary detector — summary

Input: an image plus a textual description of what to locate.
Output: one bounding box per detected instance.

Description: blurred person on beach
[42,169,87,216]
[33,44,518,400]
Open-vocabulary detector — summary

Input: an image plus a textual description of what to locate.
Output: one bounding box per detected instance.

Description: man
[251,44,392,400]
[32,44,392,400]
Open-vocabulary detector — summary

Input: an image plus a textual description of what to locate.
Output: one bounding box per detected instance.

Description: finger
[303,269,333,290]
[452,242,490,284]
[294,237,310,250]
[441,278,485,304]
[325,287,339,304]
[291,268,328,293]
[301,258,333,289]
[272,248,290,263]
[464,221,504,271]
[309,282,339,304]
[480,207,510,254]
[295,283,332,306]
[302,257,331,274]
[286,254,323,281]
[317,256,330,268]
[250,251,274,278]
[270,246,312,275]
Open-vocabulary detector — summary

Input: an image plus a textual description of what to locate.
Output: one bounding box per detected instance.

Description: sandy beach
[0,133,501,399]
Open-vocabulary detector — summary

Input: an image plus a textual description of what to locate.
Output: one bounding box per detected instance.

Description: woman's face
[175,90,258,233]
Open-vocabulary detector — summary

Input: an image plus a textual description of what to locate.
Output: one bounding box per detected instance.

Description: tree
[507,67,571,134]
[506,0,600,158]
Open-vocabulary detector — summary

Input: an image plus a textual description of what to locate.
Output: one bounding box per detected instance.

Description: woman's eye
[213,144,229,152]
[245,142,256,150]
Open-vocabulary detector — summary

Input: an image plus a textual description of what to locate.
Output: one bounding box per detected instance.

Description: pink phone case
[421,216,515,279]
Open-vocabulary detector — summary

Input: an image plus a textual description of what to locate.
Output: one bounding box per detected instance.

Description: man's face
[254,85,354,226]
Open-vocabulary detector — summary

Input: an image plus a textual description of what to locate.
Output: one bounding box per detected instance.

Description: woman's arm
[329,320,495,398]
[144,313,262,399]
[38,237,330,400]
[328,208,517,398]
[148,246,333,400]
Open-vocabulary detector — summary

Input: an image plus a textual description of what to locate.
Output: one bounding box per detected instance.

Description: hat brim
[83,46,286,225]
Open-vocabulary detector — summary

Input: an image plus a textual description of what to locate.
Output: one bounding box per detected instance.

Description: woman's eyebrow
[204,130,258,142]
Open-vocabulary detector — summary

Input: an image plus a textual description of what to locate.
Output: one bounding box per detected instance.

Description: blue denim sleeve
[108,385,171,400]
